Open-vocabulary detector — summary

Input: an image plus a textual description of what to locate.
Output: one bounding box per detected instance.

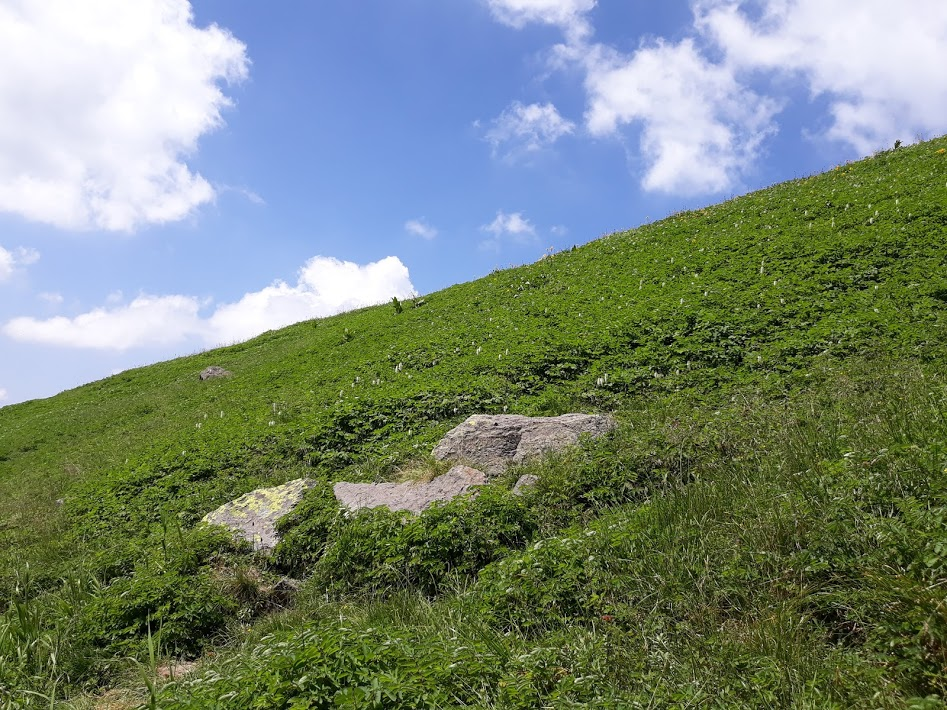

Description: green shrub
[272,480,341,574]
[309,486,536,595]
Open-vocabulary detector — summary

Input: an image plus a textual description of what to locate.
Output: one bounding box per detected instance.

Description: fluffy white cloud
[0,0,248,231]
[2,256,416,350]
[207,256,415,344]
[404,218,438,240]
[480,210,538,250]
[696,0,947,153]
[4,294,204,350]
[0,245,40,281]
[485,102,575,159]
[0,388,7,403]
[487,0,947,194]
[486,0,596,40]
[585,39,779,193]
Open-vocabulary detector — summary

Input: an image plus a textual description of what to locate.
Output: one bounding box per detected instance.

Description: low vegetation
[1,138,946,707]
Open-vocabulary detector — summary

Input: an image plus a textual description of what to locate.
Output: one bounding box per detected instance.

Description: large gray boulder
[432,413,614,476]
[334,465,486,515]
[202,478,316,551]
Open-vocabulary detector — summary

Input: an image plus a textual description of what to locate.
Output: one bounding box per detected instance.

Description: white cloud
[486,0,947,194]
[480,210,538,250]
[0,245,40,281]
[0,388,7,404]
[696,0,947,152]
[38,292,64,305]
[2,256,416,350]
[404,218,438,240]
[4,294,204,350]
[486,0,596,41]
[207,256,415,344]
[585,39,779,194]
[0,0,249,232]
[485,101,575,159]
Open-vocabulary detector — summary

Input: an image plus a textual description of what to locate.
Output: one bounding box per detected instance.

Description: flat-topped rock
[334,465,486,515]
[202,478,316,551]
[432,413,615,476]
[199,365,231,381]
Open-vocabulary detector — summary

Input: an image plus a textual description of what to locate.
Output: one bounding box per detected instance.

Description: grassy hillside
[1,138,946,707]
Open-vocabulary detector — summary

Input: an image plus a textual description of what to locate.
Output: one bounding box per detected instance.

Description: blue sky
[1,0,946,406]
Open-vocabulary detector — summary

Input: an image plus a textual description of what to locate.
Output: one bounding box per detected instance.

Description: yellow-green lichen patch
[202,478,315,551]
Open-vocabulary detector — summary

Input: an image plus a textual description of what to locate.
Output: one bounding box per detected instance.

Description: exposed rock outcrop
[202,478,315,551]
[333,465,486,515]
[199,365,232,381]
[432,413,614,476]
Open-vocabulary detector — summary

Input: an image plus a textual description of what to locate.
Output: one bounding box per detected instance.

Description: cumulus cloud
[696,0,947,153]
[485,101,576,159]
[404,218,438,240]
[485,0,596,40]
[0,0,249,231]
[4,294,204,350]
[480,210,538,250]
[0,388,7,403]
[0,245,40,281]
[2,256,416,350]
[207,256,415,344]
[585,39,779,193]
[486,0,947,194]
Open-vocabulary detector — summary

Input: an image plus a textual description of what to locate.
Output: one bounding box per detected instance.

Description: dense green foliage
[0,138,946,707]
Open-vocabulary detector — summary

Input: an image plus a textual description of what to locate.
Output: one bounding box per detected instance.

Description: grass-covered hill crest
[1,137,946,707]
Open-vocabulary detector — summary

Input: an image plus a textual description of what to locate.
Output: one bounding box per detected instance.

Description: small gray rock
[512,474,539,495]
[432,413,614,476]
[334,465,486,515]
[199,365,231,381]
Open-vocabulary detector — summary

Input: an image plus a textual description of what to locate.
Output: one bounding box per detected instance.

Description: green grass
[1,138,946,707]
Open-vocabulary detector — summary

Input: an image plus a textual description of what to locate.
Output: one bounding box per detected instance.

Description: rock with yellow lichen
[202,478,316,551]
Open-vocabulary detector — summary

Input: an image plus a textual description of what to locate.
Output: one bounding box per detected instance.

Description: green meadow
[2,137,946,707]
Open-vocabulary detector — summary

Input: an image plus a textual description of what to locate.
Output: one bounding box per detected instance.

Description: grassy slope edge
[0,138,945,707]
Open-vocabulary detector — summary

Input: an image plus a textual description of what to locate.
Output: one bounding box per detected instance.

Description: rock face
[199,365,231,381]
[334,465,486,515]
[202,478,315,551]
[432,413,614,476]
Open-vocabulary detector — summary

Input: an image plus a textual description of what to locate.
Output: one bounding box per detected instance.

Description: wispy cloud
[484,101,575,160]
[38,292,64,305]
[0,245,40,281]
[480,210,538,250]
[3,256,416,350]
[404,218,438,240]
[485,0,596,42]
[0,0,249,232]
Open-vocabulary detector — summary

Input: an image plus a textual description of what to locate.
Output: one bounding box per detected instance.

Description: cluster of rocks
[202,413,614,551]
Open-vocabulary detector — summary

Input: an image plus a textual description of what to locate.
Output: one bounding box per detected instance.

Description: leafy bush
[308,486,536,595]
[76,527,241,657]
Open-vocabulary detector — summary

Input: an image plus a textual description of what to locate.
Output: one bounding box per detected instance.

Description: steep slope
[1,138,946,706]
